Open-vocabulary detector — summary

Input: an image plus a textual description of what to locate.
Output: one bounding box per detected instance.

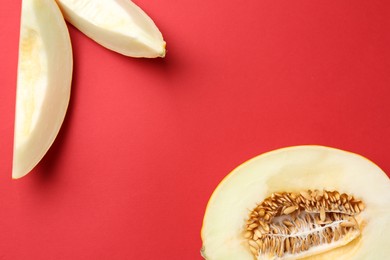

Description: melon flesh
[56,0,166,58]
[13,0,73,179]
[201,146,390,260]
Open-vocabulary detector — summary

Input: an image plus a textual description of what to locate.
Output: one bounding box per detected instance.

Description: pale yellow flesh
[201,146,390,260]
[56,0,166,58]
[13,0,73,179]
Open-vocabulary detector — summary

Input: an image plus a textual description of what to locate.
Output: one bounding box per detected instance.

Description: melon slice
[201,146,390,259]
[56,0,166,58]
[13,0,73,179]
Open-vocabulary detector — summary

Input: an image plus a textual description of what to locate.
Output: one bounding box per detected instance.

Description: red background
[1,0,389,259]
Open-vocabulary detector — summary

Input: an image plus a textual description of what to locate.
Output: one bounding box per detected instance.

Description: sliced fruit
[201,145,390,259]
[13,0,73,179]
[56,0,166,58]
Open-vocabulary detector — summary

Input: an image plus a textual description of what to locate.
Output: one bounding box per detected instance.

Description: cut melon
[201,145,390,259]
[13,0,73,179]
[56,0,166,58]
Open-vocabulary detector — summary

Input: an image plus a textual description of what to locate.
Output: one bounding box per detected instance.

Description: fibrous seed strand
[245,189,364,258]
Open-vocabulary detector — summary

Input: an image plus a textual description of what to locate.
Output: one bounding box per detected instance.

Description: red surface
[1,0,389,259]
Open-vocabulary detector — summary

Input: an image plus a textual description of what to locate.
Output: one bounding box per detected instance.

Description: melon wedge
[201,145,390,259]
[13,0,73,179]
[56,0,166,58]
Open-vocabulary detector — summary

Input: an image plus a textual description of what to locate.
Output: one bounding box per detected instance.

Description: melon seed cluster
[244,189,365,258]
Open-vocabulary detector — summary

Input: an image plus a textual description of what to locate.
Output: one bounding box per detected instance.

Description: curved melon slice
[56,0,166,58]
[13,0,73,179]
[201,146,390,259]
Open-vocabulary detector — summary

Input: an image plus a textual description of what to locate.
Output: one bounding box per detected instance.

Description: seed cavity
[245,189,365,259]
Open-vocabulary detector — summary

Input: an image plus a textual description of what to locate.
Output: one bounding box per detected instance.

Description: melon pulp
[55,0,166,58]
[201,146,390,259]
[13,0,73,179]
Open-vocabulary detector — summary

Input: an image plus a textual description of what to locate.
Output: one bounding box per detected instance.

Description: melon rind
[201,145,390,260]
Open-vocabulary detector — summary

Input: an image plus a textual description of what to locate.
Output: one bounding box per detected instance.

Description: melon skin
[201,145,390,260]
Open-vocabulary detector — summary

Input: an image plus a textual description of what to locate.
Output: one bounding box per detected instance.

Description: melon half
[201,145,390,259]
